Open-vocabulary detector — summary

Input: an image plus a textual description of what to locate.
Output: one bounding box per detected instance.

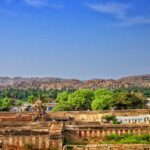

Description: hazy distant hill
[0,75,149,90]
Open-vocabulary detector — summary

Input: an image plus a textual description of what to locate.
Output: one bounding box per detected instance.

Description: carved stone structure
[0,104,149,150]
[33,99,46,122]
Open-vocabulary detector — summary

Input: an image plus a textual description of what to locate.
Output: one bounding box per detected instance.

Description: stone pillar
[46,136,49,149]
[102,130,106,137]
[120,130,123,135]
[87,130,90,137]
[112,130,116,135]
[89,130,92,138]
[14,136,17,146]
[81,131,84,138]
[76,131,80,137]
[39,136,42,150]
[79,130,82,138]
[26,136,30,145]
[118,130,121,135]
[93,130,97,137]
[91,130,95,138]
[97,130,101,137]
[32,136,36,149]
[22,136,25,148]
[107,130,111,136]
[84,130,88,138]
[19,136,23,148]
[8,136,13,146]
[128,130,131,134]
[35,136,39,149]
[138,129,141,135]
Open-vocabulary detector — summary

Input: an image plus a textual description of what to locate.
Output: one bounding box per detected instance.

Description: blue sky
[0,0,150,79]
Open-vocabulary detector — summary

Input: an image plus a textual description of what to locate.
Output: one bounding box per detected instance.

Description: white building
[116,115,150,124]
[10,104,33,112]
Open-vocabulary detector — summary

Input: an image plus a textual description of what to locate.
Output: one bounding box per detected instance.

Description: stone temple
[0,99,150,150]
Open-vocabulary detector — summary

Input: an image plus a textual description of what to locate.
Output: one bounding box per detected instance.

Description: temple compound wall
[64,124,150,140]
[0,109,150,150]
[0,109,149,123]
[0,122,64,150]
[48,109,150,123]
[63,144,150,150]
[2,136,63,150]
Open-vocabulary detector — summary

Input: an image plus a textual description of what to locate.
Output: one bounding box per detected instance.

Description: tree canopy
[53,88,148,111]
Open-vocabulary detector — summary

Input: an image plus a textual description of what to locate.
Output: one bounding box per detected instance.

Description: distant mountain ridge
[0,75,149,90]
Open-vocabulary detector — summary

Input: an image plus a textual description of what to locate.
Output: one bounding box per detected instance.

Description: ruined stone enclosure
[0,107,150,150]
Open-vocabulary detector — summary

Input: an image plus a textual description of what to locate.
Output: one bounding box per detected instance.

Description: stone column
[46,136,49,149]
[97,130,101,137]
[87,130,90,137]
[22,136,25,148]
[102,130,106,138]
[35,136,39,150]
[89,130,92,138]
[76,131,80,137]
[32,136,36,149]
[19,136,23,148]
[84,130,87,138]
[81,130,84,138]
[38,136,42,150]
[112,129,116,135]
[79,130,82,138]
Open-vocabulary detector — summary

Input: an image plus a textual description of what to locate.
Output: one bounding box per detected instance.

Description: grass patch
[102,134,150,144]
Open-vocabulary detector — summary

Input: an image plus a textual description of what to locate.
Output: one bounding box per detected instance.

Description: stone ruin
[0,100,149,150]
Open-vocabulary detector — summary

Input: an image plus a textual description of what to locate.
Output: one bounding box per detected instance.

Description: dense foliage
[0,87,149,111]
[103,134,150,144]
[114,87,150,98]
[54,88,148,111]
[0,88,75,110]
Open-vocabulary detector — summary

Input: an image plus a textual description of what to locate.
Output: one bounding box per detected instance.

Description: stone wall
[64,124,150,141]
[0,109,150,122]
[47,109,150,122]
[2,135,50,150]
[0,122,64,150]
[63,144,150,150]
[0,110,149,150]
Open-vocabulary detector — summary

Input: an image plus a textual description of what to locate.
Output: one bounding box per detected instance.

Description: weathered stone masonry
[0,108,150,150]
[64,124,150,139]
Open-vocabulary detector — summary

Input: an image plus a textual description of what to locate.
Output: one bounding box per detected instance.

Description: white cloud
[24,0,63,9]
[84,2,130,19]
[24,0,49,7]
[3,0,63,9]
[118,16,150,26]
[84,2,150,26]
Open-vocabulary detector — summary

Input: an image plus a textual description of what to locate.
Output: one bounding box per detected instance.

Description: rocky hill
[0,75,149,90]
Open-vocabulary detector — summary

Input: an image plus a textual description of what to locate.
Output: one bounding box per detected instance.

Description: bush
[103,134,150,144]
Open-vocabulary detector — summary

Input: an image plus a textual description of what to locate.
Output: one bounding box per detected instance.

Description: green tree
[68,89,94,110]
[54,89,94,111]
[92,89,113,110]
[28,95,37,104]
[53,101,71,111]
[0,97,13,110]
[16,100,23,106]
[111,92,147,109]
[56,91,69,102]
